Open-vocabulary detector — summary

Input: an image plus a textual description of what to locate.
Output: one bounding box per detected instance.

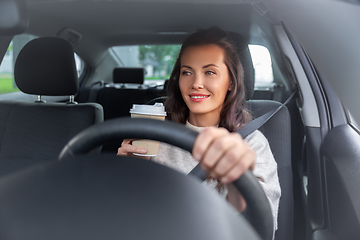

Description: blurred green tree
[139,45,180,78]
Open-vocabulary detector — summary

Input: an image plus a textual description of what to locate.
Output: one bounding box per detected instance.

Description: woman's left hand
[192,127,256,184]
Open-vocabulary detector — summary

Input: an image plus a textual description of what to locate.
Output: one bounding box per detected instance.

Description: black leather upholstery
[0,37,103,177]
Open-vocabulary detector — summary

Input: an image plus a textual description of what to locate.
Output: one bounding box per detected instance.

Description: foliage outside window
[0,42,16,94]
[139,45,181,80]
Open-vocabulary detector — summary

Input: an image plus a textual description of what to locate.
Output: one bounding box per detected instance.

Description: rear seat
[96,86,164,120]
[88,67,166,152]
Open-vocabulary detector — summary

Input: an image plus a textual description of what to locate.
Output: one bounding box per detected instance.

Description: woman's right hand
[117,139,150,160]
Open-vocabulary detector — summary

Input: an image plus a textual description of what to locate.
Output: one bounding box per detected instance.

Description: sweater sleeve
[153,128,281,236]
[245,130,281,234]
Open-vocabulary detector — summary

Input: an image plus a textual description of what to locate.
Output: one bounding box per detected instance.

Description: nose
[192,74,204,89]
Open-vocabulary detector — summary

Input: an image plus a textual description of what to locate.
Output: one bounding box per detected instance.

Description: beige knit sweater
[152,121,281,234]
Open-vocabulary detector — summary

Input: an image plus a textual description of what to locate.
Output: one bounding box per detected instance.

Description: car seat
[142,32,294,240]
[228,32,294,240]
[0,37,103,177]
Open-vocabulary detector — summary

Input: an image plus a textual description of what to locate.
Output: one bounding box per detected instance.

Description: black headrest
[113,67,144,84]
[14,37,79,96]
[0,0,28,36]
[228,32,255,100]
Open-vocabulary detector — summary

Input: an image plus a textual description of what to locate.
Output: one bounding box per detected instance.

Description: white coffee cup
[130,103,167,156]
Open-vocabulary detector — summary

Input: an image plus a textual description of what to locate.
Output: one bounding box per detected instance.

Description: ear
[228,81,233,91]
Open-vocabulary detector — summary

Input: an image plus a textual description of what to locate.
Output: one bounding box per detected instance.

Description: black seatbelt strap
[188,91,297,180]
[237,91,297,138]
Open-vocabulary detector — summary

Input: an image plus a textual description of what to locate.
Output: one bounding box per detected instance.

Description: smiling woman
[117,26,281,237]
[179,44,232,127]
[166,27,251,132]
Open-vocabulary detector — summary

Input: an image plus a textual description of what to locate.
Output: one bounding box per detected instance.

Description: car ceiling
[26,1,253,45]
[23,0,274,64]
[264,0,360,127]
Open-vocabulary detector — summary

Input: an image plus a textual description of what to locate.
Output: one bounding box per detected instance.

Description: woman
[117,26,281,233]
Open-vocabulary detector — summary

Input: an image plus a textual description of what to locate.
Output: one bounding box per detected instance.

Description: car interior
[0,36,103,177]
[0,0,360,239]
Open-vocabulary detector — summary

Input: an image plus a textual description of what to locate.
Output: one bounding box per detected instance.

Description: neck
[188,111,220,127]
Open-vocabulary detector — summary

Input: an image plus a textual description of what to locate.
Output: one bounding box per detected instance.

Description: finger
[207,133,247,177]
[117,140,147,156]
[117,139,132,155]
[126,144,148,155]
[201,134,238,175]
[219,149,256,184]
[192,127,229,163]
[121,139,133,147]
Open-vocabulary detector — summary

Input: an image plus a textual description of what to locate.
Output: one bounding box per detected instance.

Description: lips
[189,93,210,102]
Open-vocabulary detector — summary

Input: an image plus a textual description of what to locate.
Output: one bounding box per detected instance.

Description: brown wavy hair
[165,26,251,132]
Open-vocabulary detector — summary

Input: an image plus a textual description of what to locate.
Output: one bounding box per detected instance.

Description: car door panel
[319,124,360,240]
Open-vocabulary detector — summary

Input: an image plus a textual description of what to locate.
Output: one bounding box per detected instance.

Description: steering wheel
[59,117,273,240]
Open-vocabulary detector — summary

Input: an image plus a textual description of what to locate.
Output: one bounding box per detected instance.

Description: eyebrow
[180,64,220,69]
[203,64,220,69]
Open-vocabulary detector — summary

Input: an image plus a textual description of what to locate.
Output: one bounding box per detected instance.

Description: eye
[181,70,192,76]
[205,70,215,75]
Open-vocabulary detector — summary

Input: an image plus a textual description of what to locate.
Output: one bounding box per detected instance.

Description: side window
[0,34,84,95]
[0,40,17,94]
[74,53,84,78]
[249,45,274,88]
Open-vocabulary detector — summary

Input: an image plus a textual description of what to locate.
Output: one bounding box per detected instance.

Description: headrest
[0,0,28,36]
[14,37,79,96]
[113,67,144,84]
[228,32,255,100]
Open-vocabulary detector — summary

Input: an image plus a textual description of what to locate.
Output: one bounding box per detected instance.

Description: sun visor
[113,67,144,84]
[0,0,28,36]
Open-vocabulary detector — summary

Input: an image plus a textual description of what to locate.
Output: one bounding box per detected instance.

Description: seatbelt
[237,91,297,138]
[188,91,297,180]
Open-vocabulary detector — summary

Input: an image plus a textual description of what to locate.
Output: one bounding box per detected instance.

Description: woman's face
[179,44,231,124]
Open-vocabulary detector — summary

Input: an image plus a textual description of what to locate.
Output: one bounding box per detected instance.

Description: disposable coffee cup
[130,103,167,156]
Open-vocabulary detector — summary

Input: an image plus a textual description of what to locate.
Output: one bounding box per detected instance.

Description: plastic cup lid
[130,103,167,116]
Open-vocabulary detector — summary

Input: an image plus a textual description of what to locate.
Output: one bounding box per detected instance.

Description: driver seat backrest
[0,37,103,178]
[228,31,294,240]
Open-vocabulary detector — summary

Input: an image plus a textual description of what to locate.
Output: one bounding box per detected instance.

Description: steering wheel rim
[59,117,273,240]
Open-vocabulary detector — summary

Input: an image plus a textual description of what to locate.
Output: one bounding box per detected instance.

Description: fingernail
[210,173,218,179]
[220,177,229,184]
[193,151,200,161]
[139,148,147,154]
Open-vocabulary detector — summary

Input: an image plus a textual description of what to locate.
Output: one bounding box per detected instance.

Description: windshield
[111,45,181,85]
[110,44,273,86]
